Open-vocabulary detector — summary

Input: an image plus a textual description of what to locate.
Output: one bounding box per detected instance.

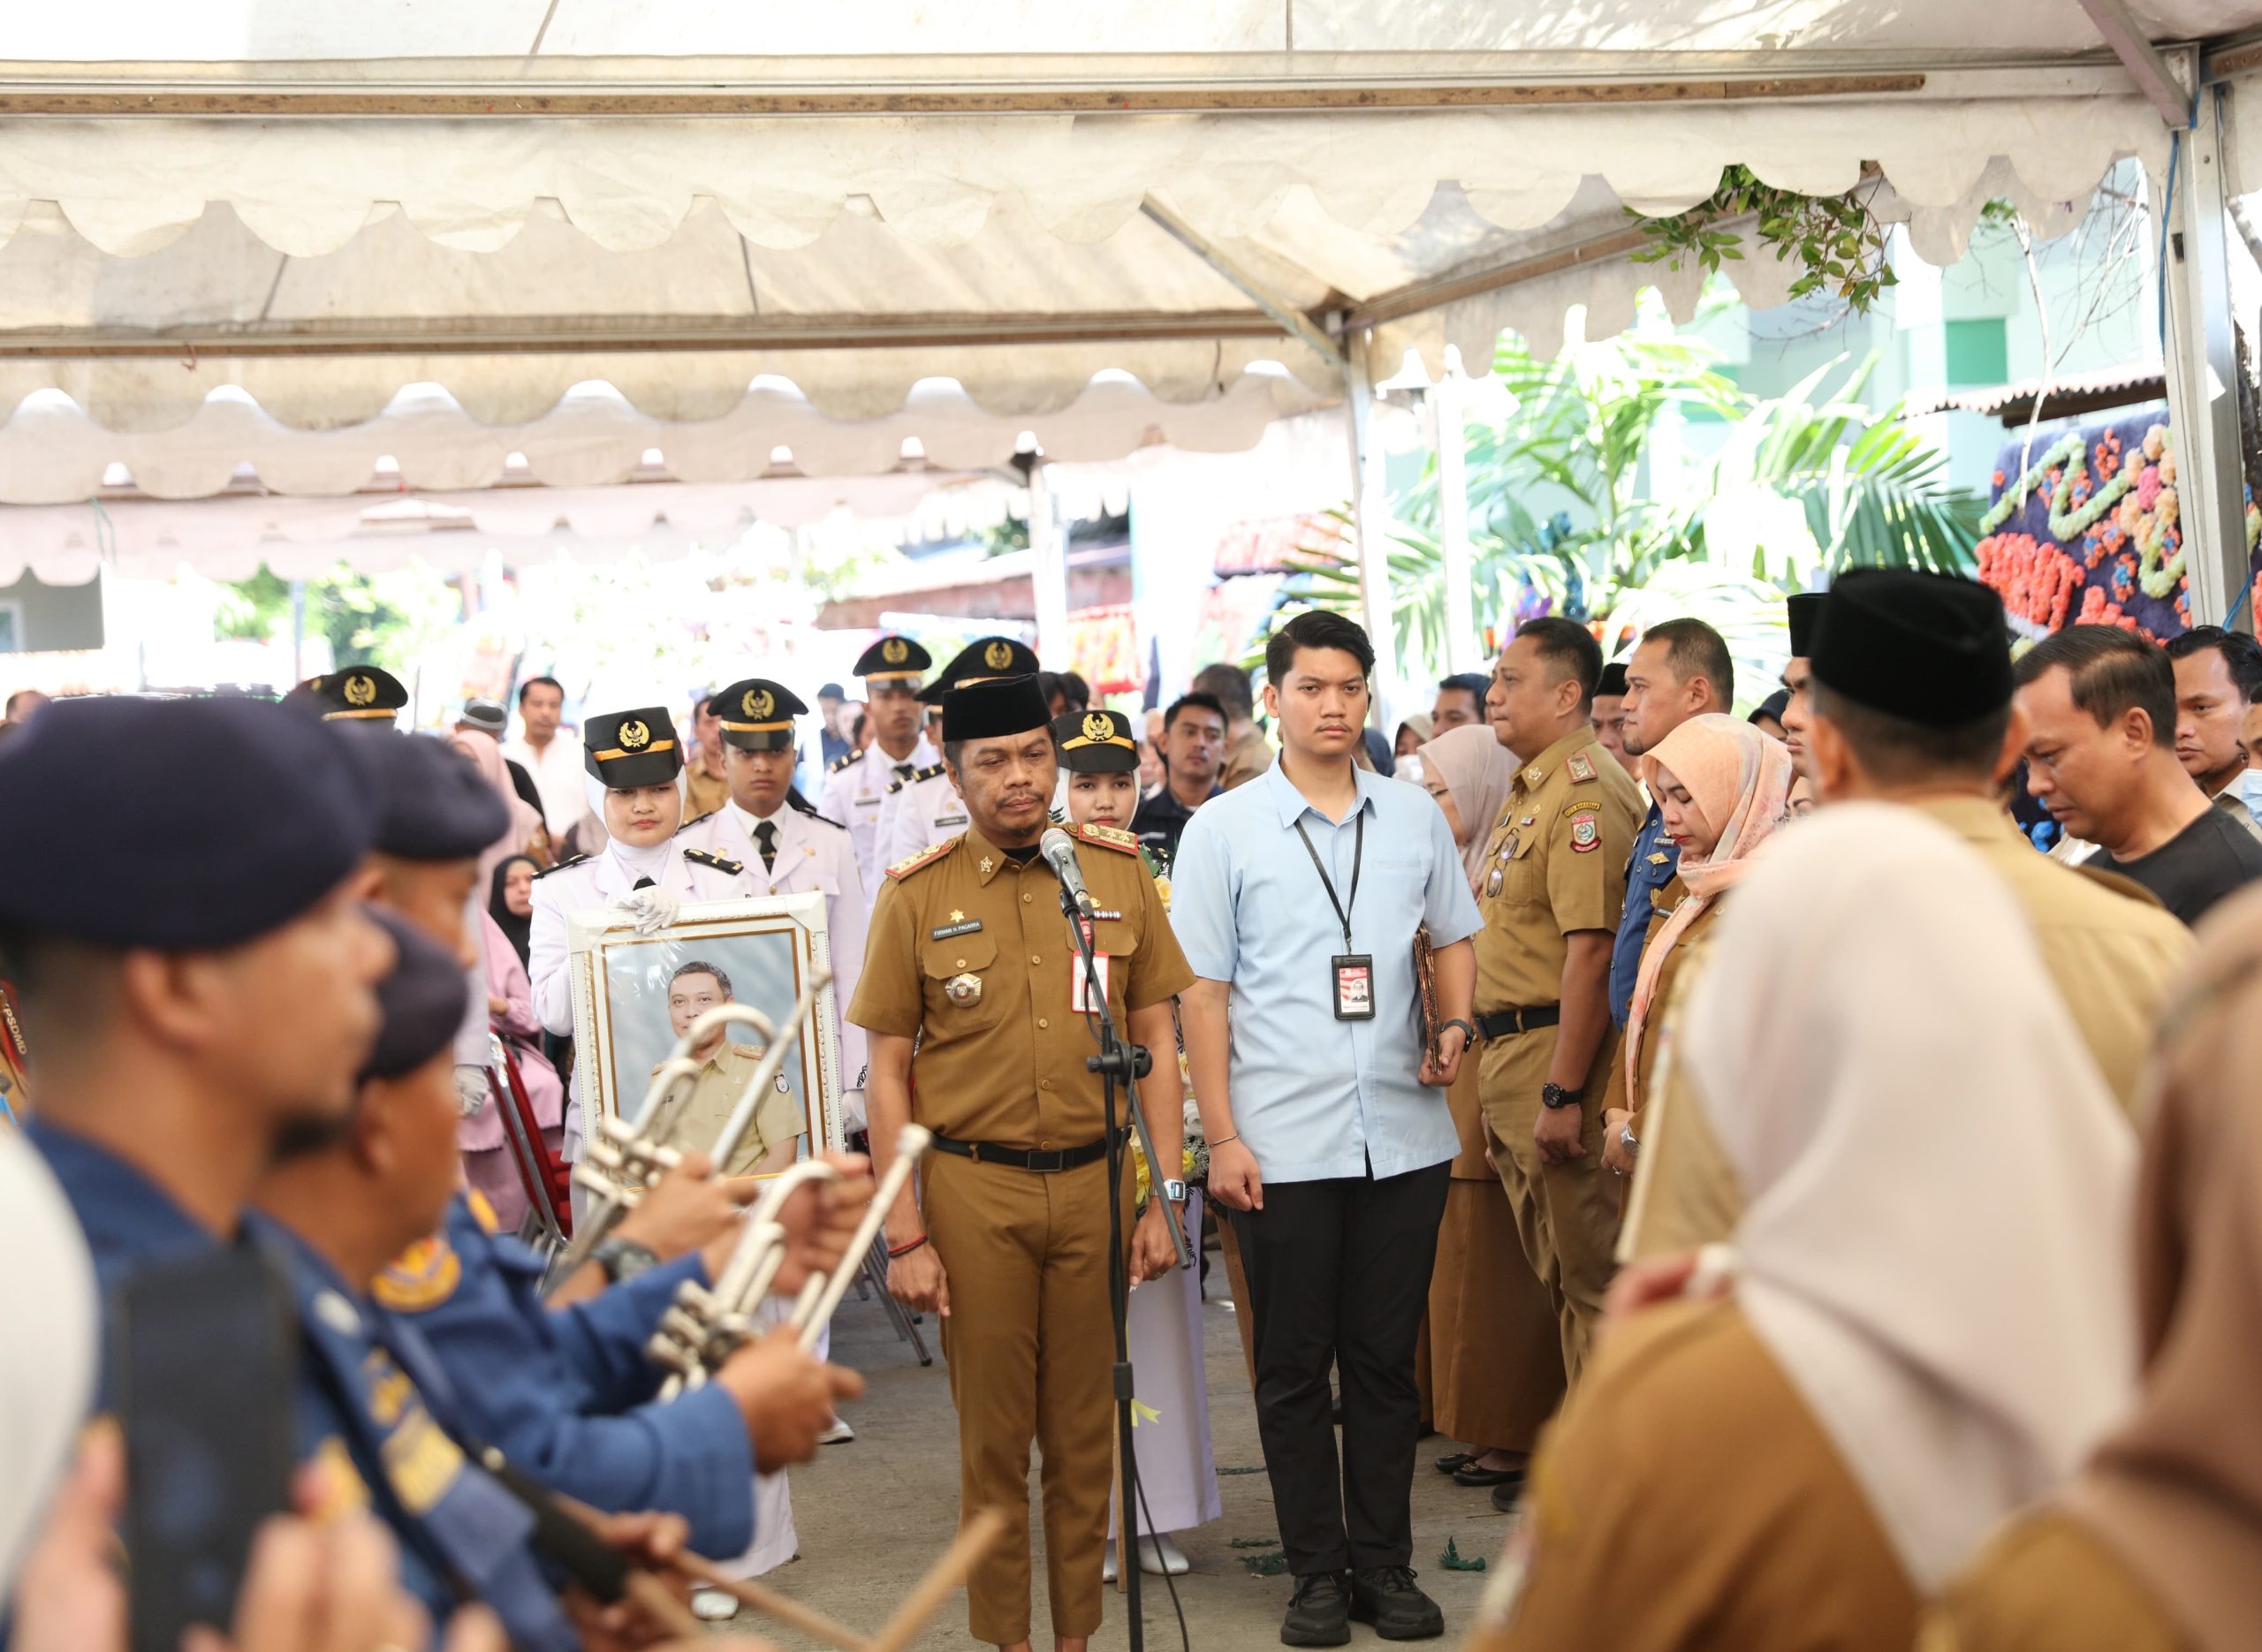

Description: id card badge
[1332,953,1376,1021]
[1069,917,1112,1012]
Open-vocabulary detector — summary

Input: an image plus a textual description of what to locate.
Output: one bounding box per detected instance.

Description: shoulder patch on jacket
[1566,751,1599,784]
[886,838,956,880]
[827,750,859,774]
[1073,821,1142,855]
[684,847,744,875]
[533,853,589,880]
[373,1235,463,1314]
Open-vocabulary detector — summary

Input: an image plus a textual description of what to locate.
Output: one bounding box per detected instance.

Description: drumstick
[866,1507,1009,1652]
[664,1550,869,1652]
[622,1570,704,1641]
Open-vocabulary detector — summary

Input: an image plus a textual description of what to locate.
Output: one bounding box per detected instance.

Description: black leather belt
[928,1128,1127,1172]
[1476,1006,1562,1040]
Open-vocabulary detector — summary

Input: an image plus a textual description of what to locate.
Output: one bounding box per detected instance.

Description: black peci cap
[1052,709,1139,773]
[1810,569,2015,728]
[359,906,475,1083]
[0,695,378,950]
[1787,593,1826,658]
[853,635,931,686]
[301,665,409,723]
[941,675,1051,745]
[582,707,684,790]
[342,728,511,860]
[921,636,1043,703]
[712,678,808,753]
[1596,661,1628,699]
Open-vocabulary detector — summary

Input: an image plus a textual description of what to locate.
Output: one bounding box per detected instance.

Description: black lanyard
[1292,808,1364,951]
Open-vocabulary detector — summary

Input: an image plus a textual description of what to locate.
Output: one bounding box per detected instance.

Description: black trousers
[1231,1159,1452,1577]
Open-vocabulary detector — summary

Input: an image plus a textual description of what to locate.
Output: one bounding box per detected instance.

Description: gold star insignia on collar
[978,857,994,875]
[950,909,965,922]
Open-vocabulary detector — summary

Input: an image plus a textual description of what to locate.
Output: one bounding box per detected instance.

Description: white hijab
[0,1129,98,1592]
[1679,802,2139,1592]
[581,772,682,884]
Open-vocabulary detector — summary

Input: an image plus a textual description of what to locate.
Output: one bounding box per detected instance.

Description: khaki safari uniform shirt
[1919,1511,2192,1652]
[668,1041,804,1179]
[1621,793,2195,1262]
[1473,727,1646,1015]
[849,822,1193,1147]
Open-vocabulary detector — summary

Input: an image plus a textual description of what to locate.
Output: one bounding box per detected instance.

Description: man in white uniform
[818,634,936,895]
[875,635,1043,873]
[677,677,869,1135]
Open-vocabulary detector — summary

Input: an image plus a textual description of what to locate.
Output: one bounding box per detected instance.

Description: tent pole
[1431,363,1480,672]
[1341,325,1399,729]
[2160,75,2254,633]
[1028,458,1071,668]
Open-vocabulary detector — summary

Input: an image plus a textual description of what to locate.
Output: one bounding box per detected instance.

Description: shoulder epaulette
[827,750,859,774]
[886,838,957,880]
[886,775,908,794]
[727,1042,764,1058]
[684,847,744,875]
[914,762,945,783]
[676,809,718,832]
[786,792,847,829]
[533,853,590,880]
[1073,821,1142,855]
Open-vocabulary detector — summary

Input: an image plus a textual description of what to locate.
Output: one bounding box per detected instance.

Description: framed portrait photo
[567,892,844,1183]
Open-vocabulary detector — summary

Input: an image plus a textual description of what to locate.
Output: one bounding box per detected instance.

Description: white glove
[839,1087,868,1133]
[453,1065,491,1119]
[616,885,682,936]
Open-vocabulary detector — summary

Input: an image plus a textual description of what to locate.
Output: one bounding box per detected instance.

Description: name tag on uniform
[930,919,983,940]
[937,813,968,828]
[1332,953,1376,1020]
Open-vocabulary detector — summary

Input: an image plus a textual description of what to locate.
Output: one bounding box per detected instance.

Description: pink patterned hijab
[1624,715,1794,1097]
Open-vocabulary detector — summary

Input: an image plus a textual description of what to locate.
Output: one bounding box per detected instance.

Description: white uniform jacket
[818,735,937,897]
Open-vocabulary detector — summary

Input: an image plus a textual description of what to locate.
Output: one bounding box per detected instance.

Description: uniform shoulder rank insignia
[886,775,909,794]
[886,839,955,880]
[683,847,744,875]
[913,762,945,783]
[788,792,847,830]
[728,1041,764,1058]
[828,749,858,774]
[1566,751,1599,784]
[1073,821,1142,855]
[533,853,590,879]
[373,1235,463,1313]
[1566,805,1602,854]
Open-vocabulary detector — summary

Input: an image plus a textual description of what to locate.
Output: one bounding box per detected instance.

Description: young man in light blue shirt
[1173,610,1481,1648]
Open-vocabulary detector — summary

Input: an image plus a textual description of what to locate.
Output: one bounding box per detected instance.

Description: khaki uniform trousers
[1478,1027,1621,1387]
[924,1149,1129,1645]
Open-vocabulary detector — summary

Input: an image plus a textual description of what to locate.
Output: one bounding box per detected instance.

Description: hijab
[1680,803,2137,1593]
[0,1130,97,1593]
[451,727,543,890]
[1417,723,1521,887]
[488,853,538,969]
[582,771,680,884]
[2063,886,2262,1651]
[1624,715,1792,1094]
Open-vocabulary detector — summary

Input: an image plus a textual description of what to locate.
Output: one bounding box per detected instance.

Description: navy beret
[942,674,1051,744]
[359,906,474,1082]
[0,696,376,950]
[1811,569,2015,729]
[341,728,511,860]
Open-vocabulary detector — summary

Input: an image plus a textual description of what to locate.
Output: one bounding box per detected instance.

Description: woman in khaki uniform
[1412,726,1565,1493]
[1598,715,1790,1186]
[1924,883,2262,1652]
[1469,805,2137,1652]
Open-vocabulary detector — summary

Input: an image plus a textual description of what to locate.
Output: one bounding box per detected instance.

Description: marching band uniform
[874,637,1039,873]
[820,634,937,894]
[677,677,870,1140]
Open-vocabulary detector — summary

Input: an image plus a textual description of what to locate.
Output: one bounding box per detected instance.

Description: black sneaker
[1349,1566,1446,1641]
[1280,1570,1352,1647]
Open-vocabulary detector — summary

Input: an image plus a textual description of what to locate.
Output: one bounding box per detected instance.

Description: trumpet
[547,968,831,1290]
[648,1124,931,1395]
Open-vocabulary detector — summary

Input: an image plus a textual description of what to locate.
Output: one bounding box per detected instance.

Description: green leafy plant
[1630,164,1899,314]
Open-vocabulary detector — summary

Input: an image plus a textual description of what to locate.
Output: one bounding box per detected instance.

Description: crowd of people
[4,571,2262,1652]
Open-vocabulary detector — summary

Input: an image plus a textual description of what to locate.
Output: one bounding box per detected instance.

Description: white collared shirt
[818,736,938,897]
[501,727,590,840]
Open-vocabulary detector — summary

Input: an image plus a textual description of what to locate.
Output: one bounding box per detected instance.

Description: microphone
[1038,826,1097,916]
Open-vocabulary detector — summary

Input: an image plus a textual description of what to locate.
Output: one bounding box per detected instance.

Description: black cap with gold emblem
[1051,708,1138,773]
[918,635,1042,703]
[712,678,807,753]
[300,664,408,723]
[582,705,683,788]
[853,634,931,687]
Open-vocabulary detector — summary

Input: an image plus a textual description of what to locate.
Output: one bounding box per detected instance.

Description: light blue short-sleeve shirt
[1168,762,1483,1184]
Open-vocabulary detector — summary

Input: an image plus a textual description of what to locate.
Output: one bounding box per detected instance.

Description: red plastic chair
[488,1034,572,1247]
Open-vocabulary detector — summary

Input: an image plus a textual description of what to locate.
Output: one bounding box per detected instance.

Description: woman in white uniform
[523,703,800,1611]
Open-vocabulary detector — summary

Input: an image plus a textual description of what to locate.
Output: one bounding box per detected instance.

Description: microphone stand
[1056,876,1193,1652]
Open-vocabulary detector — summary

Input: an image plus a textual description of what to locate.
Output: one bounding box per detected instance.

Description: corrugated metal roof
[1904,361,2166,424]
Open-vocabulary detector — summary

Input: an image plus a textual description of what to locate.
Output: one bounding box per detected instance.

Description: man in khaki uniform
[1622,570,2192,1262]
[851,673,1192,1652]
[1472,618,1643,1387]
[660,958,803,1178]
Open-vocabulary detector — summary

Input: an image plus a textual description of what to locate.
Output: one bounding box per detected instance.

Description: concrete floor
[725,1258,1517,1650]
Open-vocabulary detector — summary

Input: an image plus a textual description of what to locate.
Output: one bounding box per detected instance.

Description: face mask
[2238,768,2262,824]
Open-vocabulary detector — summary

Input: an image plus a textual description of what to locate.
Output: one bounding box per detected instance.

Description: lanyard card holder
[1332,954,1376,1021]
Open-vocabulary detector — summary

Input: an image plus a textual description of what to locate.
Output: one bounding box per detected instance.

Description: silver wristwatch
[1618,1125,1640,1159]
[1160,1178,1189,1205]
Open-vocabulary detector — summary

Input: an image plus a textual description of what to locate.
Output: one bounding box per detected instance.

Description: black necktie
[633,875,656,890]
[753,819,778,873]
[893,762,915,783]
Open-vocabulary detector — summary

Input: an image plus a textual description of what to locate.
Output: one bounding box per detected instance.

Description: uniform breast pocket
[1366,855,1431,918]
[1486,831,1545,906]
[922,932,1003,1034]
